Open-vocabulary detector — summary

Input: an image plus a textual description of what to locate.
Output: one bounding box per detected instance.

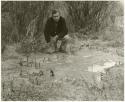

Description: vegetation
[2,1,123,44]
[1,1,124,101]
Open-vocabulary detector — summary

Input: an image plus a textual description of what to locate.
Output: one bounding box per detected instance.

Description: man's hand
[54,35,58,40]
[51,35,58,42]
[64,35,71,40]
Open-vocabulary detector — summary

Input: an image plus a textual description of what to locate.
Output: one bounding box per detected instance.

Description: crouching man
[44,9,70,53]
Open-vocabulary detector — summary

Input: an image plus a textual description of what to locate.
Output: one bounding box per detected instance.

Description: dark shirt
[44,16,68,43]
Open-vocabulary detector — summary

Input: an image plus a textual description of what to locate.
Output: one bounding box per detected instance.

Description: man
[44,9,69,53]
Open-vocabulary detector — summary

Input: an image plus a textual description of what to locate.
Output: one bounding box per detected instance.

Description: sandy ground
[1,41,124,101]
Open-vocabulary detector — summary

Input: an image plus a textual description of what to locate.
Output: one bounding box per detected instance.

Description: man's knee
[64,35,71,41]
[59,35,71,51]
[50,36,57,43]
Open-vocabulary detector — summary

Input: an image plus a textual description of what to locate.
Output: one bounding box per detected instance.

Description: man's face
[52,12,60,22]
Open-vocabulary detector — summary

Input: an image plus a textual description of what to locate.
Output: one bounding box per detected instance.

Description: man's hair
[52,9,60,15]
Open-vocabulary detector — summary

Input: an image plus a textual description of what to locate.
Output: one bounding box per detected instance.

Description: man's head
[52,9,60,22]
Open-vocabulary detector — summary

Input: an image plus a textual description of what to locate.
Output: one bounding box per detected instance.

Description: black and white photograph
[1,0,124,101]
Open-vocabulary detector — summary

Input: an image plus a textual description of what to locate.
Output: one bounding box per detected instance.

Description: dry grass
[2,70,63,101]
[1,31,124,101]
[2,63,124,101]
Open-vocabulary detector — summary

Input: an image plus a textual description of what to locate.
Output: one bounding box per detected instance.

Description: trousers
[47,35,70,53]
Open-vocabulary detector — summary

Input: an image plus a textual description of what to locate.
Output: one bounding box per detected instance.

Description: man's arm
[44,19,51,43]
[58,18,68,39]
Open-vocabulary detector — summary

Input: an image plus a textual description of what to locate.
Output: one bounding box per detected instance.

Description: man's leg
[51,36,59,52]
[59,38,69,53]
[59,35,72,53]
[55,40,62,52]
[47,36,57,53]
